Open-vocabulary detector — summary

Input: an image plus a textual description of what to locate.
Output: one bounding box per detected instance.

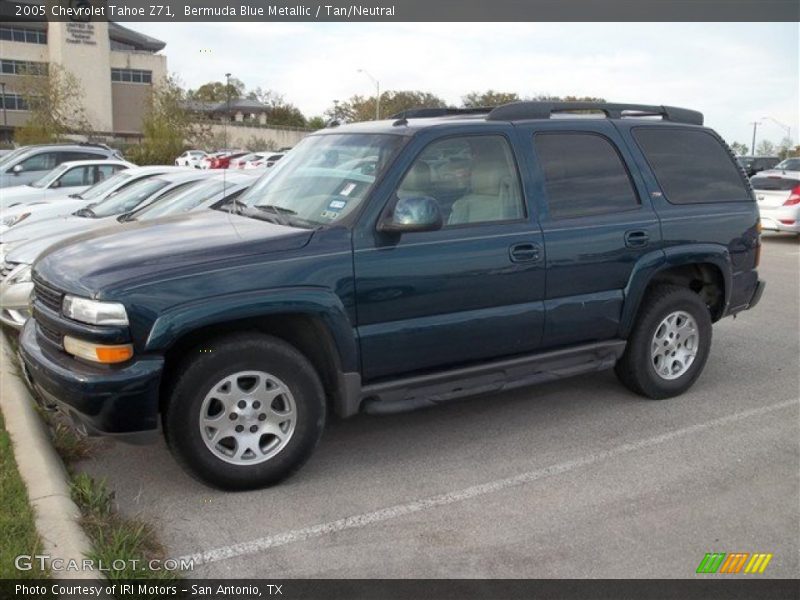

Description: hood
[7,216,118,264]
[34,210,314,296]
[1,185,42,208]
[0,214,93,244]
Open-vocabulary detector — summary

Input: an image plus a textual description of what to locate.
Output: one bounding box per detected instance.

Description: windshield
[0,147,30,169]
[132,179,236,220]
[775,158,800,171]
[89,178,170,218]
[237,133,404,228]
[29,163,71,188]
[75,169,133,200]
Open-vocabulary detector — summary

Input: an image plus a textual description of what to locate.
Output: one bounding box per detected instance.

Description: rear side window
[633,128,750,204]
[534,132,639,220]
[750,176,800,191]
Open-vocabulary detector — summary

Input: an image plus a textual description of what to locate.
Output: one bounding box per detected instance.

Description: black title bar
[2,0,800,22]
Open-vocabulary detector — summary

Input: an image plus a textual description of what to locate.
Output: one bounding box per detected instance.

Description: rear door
[517,120,661,348]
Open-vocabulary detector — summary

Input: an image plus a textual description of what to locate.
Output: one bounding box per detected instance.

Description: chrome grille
[33,279,63,313]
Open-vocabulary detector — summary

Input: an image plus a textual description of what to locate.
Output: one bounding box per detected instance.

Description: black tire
[615,285,713,399]
[163,333,326,490]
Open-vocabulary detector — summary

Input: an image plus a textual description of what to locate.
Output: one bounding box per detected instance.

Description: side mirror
[51,180,61,188]
[12,164,23,175]
[378,196,443,234]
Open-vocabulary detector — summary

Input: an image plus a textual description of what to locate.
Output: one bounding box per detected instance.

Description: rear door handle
[509,242,541,263]
[624,230,649,248]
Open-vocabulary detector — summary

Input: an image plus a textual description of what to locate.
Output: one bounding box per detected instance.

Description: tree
[126,76,195,165]
[776,137,794,160]
[755,140,776,157]
[306,116,326,130]
[462,90,520,107]
[730,142,749,156]
[188,77,246,103]
[336,90,447,122]
[14,63,92,143]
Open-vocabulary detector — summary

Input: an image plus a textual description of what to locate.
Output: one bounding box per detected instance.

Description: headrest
[401,161,431,192]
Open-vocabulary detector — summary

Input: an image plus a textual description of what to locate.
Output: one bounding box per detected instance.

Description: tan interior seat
[448,162,520,225]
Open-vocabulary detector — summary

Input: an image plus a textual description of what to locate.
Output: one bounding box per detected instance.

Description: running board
[361,340,626,415]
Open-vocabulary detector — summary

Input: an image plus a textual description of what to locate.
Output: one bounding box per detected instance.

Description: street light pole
[224,72,232,149]
[357,69,381,120]
[761,116,792,145]
[750,121,760,156]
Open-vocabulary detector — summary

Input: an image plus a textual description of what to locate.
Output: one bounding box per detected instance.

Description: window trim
[111,68,153,85]
[382,132,529,232]
[631,125,753,206]
[533,130,642,222]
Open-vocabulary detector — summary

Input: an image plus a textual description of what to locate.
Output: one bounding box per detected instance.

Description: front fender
[619,244,732,338]
[144,286,359,373]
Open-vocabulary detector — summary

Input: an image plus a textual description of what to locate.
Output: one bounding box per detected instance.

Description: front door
[353,130,546,381]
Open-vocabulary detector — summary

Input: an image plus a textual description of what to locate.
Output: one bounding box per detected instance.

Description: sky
[132,22,799,149]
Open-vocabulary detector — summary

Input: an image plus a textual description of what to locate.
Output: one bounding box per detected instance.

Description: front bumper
[18,319,163,441]
[0,279,33,330]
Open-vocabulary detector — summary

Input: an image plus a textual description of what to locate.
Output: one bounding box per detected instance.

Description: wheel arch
[149,288,361,418]
[620,244,731,338]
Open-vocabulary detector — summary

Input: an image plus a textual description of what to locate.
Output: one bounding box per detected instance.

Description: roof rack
[388,107,492,119]
[486,102,703,126]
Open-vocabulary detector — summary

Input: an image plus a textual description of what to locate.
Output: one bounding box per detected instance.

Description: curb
[0,330,99,580]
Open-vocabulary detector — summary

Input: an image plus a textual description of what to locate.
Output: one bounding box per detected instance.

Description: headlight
[2,212,30,228]
[7,264,32,285]
[62,295,129,326]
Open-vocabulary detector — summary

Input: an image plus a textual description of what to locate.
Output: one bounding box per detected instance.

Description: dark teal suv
[19,102,765,489]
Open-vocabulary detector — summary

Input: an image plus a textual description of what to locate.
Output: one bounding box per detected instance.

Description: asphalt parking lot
[79,234,799,579]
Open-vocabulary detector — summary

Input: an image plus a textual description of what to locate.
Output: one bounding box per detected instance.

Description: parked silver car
[0,171,256,329]
[751,170,800,235]
[0,143,122,188]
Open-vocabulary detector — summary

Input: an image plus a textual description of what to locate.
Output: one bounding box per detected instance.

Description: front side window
[534,132,639,220]
[55,166,93,188]
[238,133,405,228]
[397,135,524,227]
[17,151,58,174]
[633,128,750,204]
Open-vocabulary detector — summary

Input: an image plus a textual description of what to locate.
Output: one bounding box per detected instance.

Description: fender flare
[144,287,359,374]
[619,244,732,338]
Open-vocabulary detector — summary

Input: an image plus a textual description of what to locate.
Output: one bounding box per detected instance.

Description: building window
[0,26,47,45]
[0,93,30,111]
[0,60,48,76]
[111,68,152,84]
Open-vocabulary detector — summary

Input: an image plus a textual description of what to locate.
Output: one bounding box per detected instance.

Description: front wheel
[615,285,713,399]
[163,334,326,490]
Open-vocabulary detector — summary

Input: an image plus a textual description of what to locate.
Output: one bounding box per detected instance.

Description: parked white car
[0,159,133,211]
[246,152,286,169]
[0,166,182,233]
[751,170,800,235]
[175,150,207,168]
[0,171,258,329]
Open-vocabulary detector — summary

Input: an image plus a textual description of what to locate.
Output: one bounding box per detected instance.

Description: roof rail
[486,102,703,126]
[388,107,493,119]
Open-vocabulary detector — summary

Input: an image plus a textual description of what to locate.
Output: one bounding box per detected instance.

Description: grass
[70,472,180,581]
[0,408,48,579]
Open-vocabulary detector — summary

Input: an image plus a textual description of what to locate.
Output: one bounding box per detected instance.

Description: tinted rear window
[633,128,750,204]
[534,132,639,220]
[750,176,800,191]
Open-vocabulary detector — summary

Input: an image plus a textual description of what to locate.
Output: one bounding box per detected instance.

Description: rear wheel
[164,334,326,490]
[615,285,712,399]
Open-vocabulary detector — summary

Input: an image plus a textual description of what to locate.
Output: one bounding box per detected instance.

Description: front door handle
[624,230,649,248]
[509,242,541,263]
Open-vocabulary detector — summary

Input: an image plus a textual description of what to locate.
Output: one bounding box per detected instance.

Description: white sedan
[751,170,800,235]
[175,150,207,168]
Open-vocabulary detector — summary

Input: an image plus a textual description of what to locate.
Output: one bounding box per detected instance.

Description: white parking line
[178,399,799,568]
